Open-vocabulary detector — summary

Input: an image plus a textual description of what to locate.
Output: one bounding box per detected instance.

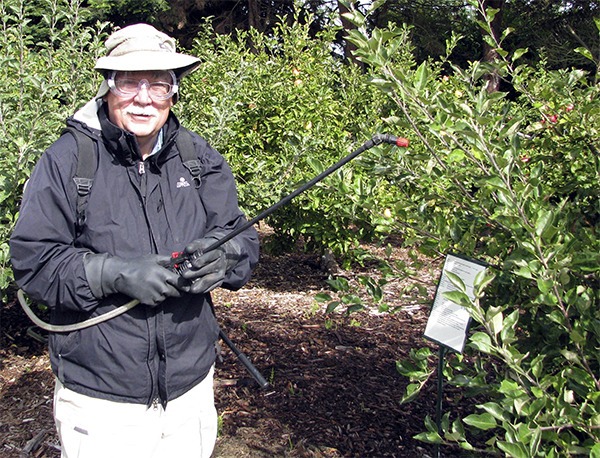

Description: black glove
[84,253,183,306]
[178,232,241,294]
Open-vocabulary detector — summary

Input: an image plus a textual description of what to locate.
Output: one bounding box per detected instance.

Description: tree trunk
[480,0,505,92]
[248,0,260,31]
[337,1,360,65]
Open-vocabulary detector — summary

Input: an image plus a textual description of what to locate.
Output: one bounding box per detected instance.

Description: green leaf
[459,441,475,451]
[326,277,349,292]
[486,306,504,336]
[590,442,600,458]
[369,0,387,13]
[469,332,494,353]
[413,431,443,444]
[477,402,510,422]
[306,156,324,174]
[463,413,497,430]
[565,366,594,387]
[424,414,439,433]
[498,379,525,398]
[536,278,553,294]
[500,310,519,343]
[571,252,600,272]
[497,440,529,458]
[347,303,364,313]
[534,208,554,239]
[442,290,471,307]
[396,360,427,379]
[560,349,581,365]
[482,175,508,191]
[341,294,362,305]
[473,270,494,297]
[445,271,466,293]
[325,301,340,314]
[314,292,332,303]
[513,263,533,279]
[512,48,528,62]
[447,149,466,162]
[414,62,429,91]
[575,47,594,62]
[529,354,544,379]
[401,382,424,403]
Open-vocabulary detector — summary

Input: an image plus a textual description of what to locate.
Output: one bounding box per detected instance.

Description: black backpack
[63,126,201,233]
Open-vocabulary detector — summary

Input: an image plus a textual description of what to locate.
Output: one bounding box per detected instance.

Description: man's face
[104,70,174,145]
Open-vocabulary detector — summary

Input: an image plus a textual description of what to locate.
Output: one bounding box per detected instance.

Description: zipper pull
[152,397,160,411]
[138,161,145,175]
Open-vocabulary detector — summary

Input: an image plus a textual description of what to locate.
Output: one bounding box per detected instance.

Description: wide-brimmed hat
[95,23,200,76]
[95,24,200,100]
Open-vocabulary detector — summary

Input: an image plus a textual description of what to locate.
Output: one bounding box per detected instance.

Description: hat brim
[95,51,200,77]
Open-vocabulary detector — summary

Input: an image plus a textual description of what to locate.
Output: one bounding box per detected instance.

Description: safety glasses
[107,70,178,100]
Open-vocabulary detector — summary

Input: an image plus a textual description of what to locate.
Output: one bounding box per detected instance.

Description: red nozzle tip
[396,137,409,147]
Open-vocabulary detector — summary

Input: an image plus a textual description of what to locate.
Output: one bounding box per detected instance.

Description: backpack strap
[63,127,97,233]
[66,127,198,235]
[176,129,202,188]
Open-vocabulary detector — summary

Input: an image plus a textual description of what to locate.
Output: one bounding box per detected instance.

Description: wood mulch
[0,232,475,457]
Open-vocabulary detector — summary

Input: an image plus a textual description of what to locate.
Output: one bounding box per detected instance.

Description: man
[10,24,259,458]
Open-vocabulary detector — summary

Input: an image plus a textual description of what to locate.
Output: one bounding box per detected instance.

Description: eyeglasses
[107,70,178,100]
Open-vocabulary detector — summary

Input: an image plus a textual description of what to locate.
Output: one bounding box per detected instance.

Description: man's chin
[127,125,157,138]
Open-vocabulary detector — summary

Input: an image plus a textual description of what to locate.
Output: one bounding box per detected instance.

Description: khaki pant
[53,367,217,458]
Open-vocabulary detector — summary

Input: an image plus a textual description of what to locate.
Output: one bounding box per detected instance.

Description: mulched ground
[0,234,475,457]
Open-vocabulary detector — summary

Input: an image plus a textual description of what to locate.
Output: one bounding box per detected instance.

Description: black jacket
[10,99,259,405]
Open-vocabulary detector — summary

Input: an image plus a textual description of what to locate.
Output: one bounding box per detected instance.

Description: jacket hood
[69,98,181,167]
[73,98,103,130]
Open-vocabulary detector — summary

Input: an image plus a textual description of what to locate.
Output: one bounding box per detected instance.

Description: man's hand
[84,254,183,306]
[178,232,241,294]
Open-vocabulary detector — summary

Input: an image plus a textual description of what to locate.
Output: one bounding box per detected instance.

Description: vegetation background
[0,0,598,456]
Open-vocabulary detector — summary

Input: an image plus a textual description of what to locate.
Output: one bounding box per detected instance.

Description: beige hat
[95,23,200,77]
[95,24,200,100]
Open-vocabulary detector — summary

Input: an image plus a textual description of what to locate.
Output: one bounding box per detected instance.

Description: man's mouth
[128,111,154,119]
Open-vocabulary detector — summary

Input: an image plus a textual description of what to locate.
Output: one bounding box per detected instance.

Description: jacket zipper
[138,161,146,202]
[138,158,161,408]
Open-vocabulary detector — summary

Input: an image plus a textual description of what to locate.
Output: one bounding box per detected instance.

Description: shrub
[1,3,402,296]
[180,14,402,256]
[330,1,600,455]
[0,0,107,294]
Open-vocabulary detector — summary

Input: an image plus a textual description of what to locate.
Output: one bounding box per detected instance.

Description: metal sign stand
[435,345,448,458]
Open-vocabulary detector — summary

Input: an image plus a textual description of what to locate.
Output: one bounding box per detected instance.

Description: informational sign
[424,253,487,353]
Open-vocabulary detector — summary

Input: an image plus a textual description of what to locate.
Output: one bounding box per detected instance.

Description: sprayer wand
[172,134,409,272]
[18,133,408,388]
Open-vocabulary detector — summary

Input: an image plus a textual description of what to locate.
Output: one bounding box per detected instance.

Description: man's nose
[134,83,153,104]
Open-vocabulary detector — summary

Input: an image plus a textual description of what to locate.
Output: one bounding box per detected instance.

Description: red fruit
[549,114,558,123]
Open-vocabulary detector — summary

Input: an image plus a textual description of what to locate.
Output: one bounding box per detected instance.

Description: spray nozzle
[373,133,410,147]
